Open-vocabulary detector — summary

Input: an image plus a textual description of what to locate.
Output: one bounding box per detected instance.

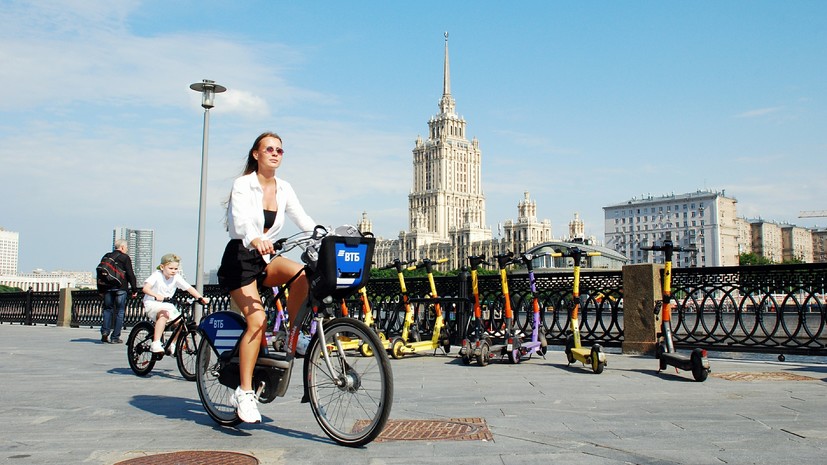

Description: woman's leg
[229,282,267,392]
[263,256,308,327]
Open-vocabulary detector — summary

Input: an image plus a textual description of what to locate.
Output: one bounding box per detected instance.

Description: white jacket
[227,172,316,249]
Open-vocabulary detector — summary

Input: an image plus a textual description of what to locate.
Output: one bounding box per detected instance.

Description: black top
[263,209,278,230]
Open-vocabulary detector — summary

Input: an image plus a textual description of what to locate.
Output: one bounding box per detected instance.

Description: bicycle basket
[306,233,375,299]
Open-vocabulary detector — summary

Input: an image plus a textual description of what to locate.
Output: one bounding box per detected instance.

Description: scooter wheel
[539,332,548,356]
[441,337,452,354]
[564,336,575,364]
[508,348,521,364]
[691,348,709,382]
[460,341,472,365]
[590,344,605,374]
[390,337,406,360]
[477,340,490,367]
[655,343,667,371]
[360,341,374,357]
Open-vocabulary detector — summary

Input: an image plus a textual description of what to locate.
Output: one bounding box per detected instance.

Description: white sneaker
[167,342,176,355]
[297,333,311,356]
[150,340,164,354]
[231,387,261,423]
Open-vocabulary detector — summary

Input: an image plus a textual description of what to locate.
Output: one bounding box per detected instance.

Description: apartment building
[603,190,740,267]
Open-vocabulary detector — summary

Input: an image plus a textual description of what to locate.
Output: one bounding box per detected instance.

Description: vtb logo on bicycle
[337,250,362,262]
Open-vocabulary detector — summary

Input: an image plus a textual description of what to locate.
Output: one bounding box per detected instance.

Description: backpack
[96,252,126,290]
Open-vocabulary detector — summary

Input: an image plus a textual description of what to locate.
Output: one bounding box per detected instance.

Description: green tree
[739,252,774,265]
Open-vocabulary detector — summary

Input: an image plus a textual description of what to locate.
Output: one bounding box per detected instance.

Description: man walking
[98,239,138,344]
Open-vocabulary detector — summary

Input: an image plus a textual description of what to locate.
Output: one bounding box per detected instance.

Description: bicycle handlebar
[468,254,490,268]
[378,258,416,271]
[640,239,697,254]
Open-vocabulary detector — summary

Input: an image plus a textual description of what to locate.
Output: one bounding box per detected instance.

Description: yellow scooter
[552,247,607,374]
[389,258,451,359]
[342,285,392,356]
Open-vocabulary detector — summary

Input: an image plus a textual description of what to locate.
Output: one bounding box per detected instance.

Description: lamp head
[189,79,227,109]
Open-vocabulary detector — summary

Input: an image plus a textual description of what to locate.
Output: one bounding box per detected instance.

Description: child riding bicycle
[142,253,209,354]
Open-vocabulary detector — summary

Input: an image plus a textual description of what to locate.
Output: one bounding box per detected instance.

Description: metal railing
[2,264,825,356]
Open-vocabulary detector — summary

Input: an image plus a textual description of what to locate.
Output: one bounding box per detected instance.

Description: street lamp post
[190,79,226,322]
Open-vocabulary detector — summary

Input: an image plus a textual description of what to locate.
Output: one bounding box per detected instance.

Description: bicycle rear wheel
[176,327,201,381]
[127,321,156,376]
[195,335,241,426]
[305,318,393,447]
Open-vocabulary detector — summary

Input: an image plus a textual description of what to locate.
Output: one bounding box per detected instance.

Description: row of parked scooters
[266,240,711,382]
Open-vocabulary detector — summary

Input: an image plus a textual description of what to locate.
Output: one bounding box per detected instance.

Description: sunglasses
[263,146,284,155]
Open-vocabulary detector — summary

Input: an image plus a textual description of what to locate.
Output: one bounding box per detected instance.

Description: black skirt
[217,239,267,292]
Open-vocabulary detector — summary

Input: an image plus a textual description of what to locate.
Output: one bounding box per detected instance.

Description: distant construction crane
[799,210,827,218]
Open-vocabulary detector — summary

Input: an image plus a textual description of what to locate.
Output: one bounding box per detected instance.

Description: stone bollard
[58,287,74,328]
[621,263,663,355]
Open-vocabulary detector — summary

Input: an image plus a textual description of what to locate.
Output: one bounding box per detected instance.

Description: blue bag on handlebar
[307,234,374,299]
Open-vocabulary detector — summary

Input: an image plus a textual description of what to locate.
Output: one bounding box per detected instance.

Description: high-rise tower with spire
[367,33,553,270]
[408,32,488,243]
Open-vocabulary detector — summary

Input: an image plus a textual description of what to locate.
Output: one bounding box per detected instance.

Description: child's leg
[153,310,170,343]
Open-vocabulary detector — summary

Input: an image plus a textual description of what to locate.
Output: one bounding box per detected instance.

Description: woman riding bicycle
[216,132,316,424]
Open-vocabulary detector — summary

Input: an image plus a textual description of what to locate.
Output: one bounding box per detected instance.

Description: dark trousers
[102,289,127,339]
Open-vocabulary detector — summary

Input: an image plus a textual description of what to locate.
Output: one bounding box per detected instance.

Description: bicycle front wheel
[305,318,393,447]
[176,327,201,381]
[195,335,241,426]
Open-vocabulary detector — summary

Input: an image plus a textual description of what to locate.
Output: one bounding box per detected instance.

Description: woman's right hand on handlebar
[251,237,275,256]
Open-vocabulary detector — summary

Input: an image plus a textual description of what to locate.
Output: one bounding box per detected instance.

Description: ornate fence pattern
[2,264,825,355]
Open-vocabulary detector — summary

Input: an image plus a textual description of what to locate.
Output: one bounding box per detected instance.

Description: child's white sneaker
[150,340,164,354]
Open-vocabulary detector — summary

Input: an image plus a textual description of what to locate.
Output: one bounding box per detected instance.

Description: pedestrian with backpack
[97,239,138,344]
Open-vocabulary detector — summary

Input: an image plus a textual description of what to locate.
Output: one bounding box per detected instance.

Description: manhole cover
[712,371,817,381]
[114,451,258,465]
[362,418,493,442]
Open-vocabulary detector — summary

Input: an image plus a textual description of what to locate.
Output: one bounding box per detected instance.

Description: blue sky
[1,0,825,275]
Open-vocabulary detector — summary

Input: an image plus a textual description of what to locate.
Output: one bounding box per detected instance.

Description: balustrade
[1,264,824,356]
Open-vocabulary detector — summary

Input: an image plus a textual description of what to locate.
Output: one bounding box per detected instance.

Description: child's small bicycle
[126,297,206,381]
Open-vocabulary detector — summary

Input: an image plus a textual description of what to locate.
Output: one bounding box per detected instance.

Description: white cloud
[733,107,782,118]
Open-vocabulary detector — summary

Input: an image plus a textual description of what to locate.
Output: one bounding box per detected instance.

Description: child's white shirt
[142,270,192,303]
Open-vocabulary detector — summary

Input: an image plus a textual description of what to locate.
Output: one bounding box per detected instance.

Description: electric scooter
[346,284,392,356]
[642,239,710,382]
[551,247,606,374]
[512,251,549,360]
[388,258,452,359]
[484,251,525,364]
[459,254,491,365]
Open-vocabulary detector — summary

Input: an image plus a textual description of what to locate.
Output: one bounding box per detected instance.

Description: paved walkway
[1,324,826,465]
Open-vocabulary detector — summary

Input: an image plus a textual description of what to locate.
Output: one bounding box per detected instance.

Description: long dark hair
[224,132,283,229]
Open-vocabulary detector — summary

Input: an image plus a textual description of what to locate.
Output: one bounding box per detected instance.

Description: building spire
[443,31,451,96]
[438,32,456,116]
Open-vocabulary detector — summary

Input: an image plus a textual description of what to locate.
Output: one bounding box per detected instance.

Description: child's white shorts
[143,300,181,321]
